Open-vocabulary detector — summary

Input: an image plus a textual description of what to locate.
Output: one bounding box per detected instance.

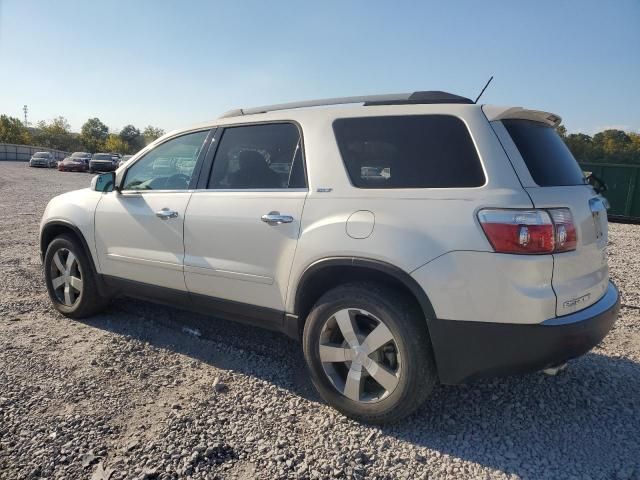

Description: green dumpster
[580,162,640,221]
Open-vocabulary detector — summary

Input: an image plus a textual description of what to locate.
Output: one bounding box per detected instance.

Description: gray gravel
[1,161,639,480]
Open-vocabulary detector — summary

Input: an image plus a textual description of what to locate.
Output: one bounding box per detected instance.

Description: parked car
[89,153,119,173]
[59,152,92,172]
[29,151,56,168]
[39,91,619,423]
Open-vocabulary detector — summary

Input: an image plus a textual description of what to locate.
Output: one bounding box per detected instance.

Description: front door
[94,129,210,290]
[184,122,308,311]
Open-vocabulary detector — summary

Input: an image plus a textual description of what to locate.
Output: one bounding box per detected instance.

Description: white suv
[40,91,620,423]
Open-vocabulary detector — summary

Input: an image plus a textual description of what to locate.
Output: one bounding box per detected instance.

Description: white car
[39,91,619,423]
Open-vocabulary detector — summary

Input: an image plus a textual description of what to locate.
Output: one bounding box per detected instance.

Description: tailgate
[490,113,610,317]
[525,186,608,315]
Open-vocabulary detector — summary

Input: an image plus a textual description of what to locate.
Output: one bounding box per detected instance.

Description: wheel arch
[40,220,97,275]
[292,257,437,334]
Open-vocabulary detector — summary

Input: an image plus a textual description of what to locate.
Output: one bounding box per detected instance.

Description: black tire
[43,234,109,318]
[302,282,438,424]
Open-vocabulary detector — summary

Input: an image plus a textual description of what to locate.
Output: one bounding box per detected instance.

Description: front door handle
[261,211,294,225]
[155,208,179,220]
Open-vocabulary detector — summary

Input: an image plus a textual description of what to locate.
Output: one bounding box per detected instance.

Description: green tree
[81,117,109,152]
[555,123,567,139]
[104,133,129,154]
[119,124,144,152]
[143,125,165,144]
[0,115,31,144]
[33,116,74,150]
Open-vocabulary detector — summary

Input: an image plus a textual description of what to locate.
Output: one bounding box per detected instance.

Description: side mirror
[91,172,116,193]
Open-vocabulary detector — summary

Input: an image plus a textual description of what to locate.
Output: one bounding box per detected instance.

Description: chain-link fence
[0,143,69,161]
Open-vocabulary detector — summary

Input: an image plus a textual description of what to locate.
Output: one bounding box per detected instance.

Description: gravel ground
[1,161,639,480]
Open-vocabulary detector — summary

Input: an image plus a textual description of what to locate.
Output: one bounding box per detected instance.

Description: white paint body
[40,102,609,325]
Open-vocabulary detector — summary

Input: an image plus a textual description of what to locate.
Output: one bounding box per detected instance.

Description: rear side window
[502,119,586,187]
[333,115,485,188]
[208,123,305,189]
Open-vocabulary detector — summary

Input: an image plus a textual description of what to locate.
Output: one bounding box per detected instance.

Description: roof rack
[218,91,473,118]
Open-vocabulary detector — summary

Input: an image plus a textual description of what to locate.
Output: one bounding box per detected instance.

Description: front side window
[122,130,208,190]
[333,115,485,188]
[208,123,305,189]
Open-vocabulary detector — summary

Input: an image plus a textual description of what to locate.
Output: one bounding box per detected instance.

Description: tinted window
[208,123,305,189]
[93,153,113,160]
[333,115,484,188]
[122,130,208,190]
[502,119,586,187]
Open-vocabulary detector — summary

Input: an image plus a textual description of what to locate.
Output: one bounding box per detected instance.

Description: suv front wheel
[302,282,437,424]
[44,234,109,318]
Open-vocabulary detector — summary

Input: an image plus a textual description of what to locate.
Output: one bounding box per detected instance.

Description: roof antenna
[474,76,494,104]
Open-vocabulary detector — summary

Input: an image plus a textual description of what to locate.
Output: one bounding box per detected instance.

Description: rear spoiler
[482,105,562,127]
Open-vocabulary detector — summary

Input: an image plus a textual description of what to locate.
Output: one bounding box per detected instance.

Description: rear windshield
[72,152,90,158]
[502,119,586,187]
[34,152,49,158]
[93,154,112,160]
[333,115,485,188]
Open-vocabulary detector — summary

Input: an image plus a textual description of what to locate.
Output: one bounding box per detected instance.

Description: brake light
[478,208,577,254]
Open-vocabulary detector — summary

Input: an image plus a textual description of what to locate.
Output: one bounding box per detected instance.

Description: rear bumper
[429,281,620,384]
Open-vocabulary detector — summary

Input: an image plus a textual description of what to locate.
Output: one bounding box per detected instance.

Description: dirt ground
[1,161,639,480]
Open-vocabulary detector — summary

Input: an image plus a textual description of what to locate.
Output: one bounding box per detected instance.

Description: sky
[0,0,638,135]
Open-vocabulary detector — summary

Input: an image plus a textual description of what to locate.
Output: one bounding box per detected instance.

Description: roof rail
[218,91,473,119]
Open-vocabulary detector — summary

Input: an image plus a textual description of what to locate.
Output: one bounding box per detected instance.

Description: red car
[59,152,92,172]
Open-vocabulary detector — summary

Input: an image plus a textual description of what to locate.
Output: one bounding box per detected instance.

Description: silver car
[29,152,56,168]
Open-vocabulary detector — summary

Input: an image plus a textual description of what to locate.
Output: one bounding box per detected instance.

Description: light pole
[23,105,28,127]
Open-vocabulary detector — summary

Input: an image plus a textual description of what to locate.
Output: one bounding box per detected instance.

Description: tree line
[556,125,640,165]
[0,114,165,154]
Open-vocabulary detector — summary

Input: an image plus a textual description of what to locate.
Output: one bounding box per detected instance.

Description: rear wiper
[586,173,607,195]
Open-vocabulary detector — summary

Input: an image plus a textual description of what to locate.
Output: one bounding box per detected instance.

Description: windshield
[71,152,90,158]
[33,152,49,158]
[502,119,586,187]
[93,154,113,160]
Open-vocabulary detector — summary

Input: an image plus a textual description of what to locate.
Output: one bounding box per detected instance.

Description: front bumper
[90,162,117,171]
[429,281,620,384]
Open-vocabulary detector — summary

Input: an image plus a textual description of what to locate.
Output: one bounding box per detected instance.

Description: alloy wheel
[318,308,402,403]
[49,248,83,306]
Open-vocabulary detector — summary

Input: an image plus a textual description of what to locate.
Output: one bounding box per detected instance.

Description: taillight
[478,208,577,255]
[548,208,577,252]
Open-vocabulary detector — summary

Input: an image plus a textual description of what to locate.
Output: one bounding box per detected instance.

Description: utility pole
[23,105,28,127]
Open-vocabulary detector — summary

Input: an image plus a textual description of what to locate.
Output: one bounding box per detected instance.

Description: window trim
[119,128,213,193]
[332,114,487,190]
[199,120,308,192]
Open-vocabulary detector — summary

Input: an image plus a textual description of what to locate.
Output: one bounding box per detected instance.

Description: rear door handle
[155,208,179,220]
[261,211,294,225]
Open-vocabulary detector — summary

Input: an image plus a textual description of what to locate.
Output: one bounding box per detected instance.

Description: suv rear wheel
[302,282,437,423]
[44,234,109,318]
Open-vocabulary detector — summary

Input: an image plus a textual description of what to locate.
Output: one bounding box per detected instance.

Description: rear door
[183,122,307,312]
[490,115,608,316]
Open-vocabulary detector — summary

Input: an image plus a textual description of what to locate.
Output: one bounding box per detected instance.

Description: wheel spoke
[319,344,351,363]
[68,276,83,292]
[362,322,394,354]
[334,309,360,347]
[64,284,72,305]
[53,251,65,273]
[52,276,65,289]
[344,363,363,401]
[65,252,77,272]
[365,359,399,393]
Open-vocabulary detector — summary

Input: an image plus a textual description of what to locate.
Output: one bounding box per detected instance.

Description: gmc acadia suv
[39,91,620,423]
